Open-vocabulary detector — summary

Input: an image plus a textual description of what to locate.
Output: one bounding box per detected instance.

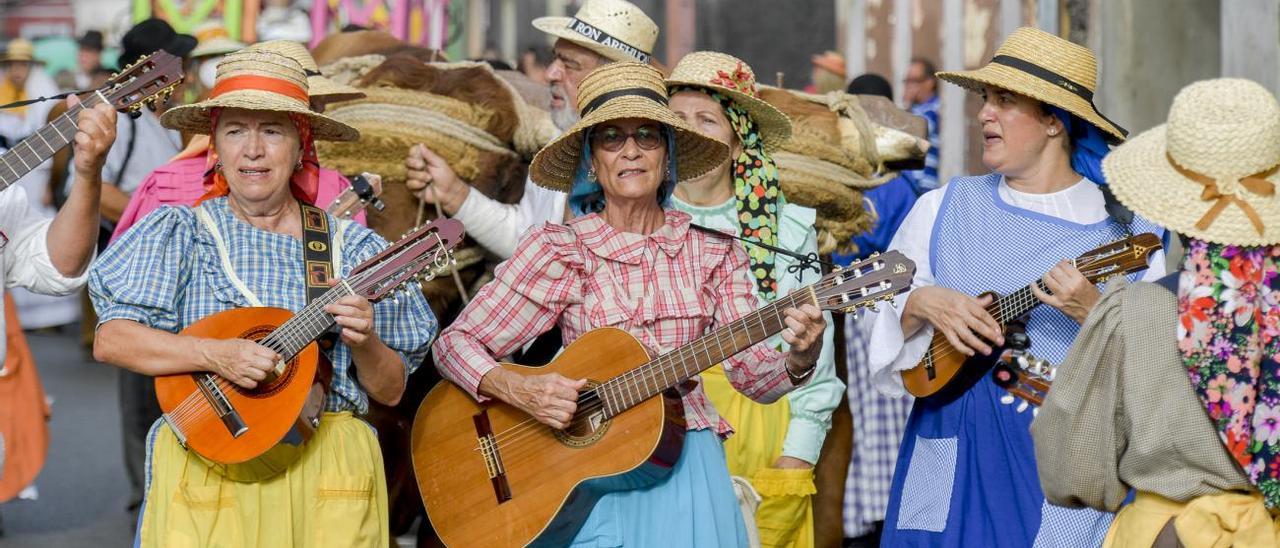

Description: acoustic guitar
[154,218,464,481]
[0,51,183,192]
[900,232,1162,399]
[412,251,915,547]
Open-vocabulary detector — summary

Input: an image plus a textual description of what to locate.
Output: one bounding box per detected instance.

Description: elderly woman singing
[89,49,437,546]
[434,62,827,546]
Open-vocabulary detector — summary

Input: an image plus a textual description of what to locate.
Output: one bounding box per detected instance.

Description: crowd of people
[1,0,1278,546]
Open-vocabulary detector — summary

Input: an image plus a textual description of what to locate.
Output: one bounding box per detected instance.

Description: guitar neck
[596,286,817,418]
[0,92,103,191]
[259,282,356,360]
[990,280,1049,327]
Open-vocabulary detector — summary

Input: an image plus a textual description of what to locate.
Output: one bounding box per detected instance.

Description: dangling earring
[214,161,223,171]
[295,160,303,171]
[587,168,597,182]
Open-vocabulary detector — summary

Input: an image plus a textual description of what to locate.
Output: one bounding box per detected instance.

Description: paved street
[1,323,135,547]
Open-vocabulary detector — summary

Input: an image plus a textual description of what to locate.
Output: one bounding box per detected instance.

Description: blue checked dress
[89,197,436,414]
[880,175,1163,547]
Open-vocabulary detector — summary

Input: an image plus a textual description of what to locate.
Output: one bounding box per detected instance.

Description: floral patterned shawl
[1179,239,1280,508]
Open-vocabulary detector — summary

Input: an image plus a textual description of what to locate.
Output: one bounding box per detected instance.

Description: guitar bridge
[924,353,937,381]
[195,373,248,438]
[474,410,512,503]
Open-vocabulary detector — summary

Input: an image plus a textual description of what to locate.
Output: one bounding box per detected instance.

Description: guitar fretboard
[596,286,817,418]
[0,91,105,190]
[258,282,355,361]
[991,280,1052,326]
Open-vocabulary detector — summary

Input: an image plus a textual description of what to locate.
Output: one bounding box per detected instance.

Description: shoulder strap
[688,223,832,274]
[300,202,334,304]
[114,115,138,185]
[1099,183,1135,233]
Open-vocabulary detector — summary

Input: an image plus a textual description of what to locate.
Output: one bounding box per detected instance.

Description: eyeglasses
[591,124,666,152]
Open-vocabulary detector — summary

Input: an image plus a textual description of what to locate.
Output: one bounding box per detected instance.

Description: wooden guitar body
[900,290,1000,400]
[154,306,319,480]
[412,327,687,547]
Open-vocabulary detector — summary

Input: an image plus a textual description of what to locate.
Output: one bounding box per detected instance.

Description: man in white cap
[403,0,659,258]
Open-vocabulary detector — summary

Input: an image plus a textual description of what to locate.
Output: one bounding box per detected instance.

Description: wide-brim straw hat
[190,22,245,58]
[1104,78,1280,246]
[937,26,1127,143]
[0,39,41,64]
[161,49,359,142]
[666,51,792,152]
[531,0,658,64]
[251,40,365,103]
[530,62,728,192]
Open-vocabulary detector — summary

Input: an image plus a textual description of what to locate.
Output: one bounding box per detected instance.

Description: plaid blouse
[434,209,798,435]
[89,198,437,414]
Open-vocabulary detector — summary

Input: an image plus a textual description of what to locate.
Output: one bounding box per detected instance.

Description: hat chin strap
[1167,152,1278,235]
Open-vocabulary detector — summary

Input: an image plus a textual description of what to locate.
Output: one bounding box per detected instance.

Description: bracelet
[787,362,816,383]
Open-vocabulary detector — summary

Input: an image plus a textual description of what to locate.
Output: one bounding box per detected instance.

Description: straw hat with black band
[1104,78,1280,246]
[531,0,658,64]
[937,26,1127,144]
[530,62,727,192]
[249,40,366,105]
[161,48,359,142]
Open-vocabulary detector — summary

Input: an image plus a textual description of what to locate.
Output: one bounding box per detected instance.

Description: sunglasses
[591,124,666,152]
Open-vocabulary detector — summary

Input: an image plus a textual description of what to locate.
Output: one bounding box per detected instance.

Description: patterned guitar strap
[300,203,336,393]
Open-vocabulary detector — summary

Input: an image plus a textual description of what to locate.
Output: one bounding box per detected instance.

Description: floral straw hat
[161,48,359,142]
[1104,78,1280,246]
[937,26,1127,143]
[531,0,658,64]
[529,62,728,192]
[665,51,793,152]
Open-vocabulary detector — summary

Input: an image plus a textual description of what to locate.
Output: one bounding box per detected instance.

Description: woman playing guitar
[88,50,437,547]
[863,28,1166,547]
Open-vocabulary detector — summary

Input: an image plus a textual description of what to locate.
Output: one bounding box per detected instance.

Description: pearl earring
[587,169,597,182]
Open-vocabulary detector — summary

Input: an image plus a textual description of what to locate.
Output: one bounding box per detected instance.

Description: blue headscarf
[1046,105,1111,185]
[568,125,679,217]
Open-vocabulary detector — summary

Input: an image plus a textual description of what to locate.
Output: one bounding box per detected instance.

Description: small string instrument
[901,233,1162,400]
[154,218,464,482]
[0,51,183,191]
[411,251,915,547]
[991,347,1054,409]
[324,173,384,220]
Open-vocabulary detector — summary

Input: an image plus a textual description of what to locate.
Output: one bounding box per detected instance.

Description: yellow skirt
[1106,491,1280,548]
[702,365,815,548]
[137,412,389,548]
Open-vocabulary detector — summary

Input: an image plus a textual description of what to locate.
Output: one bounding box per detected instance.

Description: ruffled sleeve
[775,203,843,464]
[701,230,796,405]
[433,222,584,400]
[89,206,198,333]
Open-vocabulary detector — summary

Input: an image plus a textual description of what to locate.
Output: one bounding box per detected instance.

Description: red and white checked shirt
[434,209,799,435]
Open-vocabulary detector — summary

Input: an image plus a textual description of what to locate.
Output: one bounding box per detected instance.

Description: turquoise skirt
[570,429,749,547]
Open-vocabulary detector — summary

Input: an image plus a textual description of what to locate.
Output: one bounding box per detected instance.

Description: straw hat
[0,39,40,64]
[1104,78,1280,246]
[161,49,359,142]
[250,40,365,104]
[189,22,245,59]
[937,26,1127,143]
[666,51,793,152]
[811,51,846,78]
[530,62,727,192]
[531,0,658,64]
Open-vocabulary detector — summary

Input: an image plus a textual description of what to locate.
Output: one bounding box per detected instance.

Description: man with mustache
[404,0,659,258]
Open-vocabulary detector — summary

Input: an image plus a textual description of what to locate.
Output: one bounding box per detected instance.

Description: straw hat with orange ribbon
[938,26,1127,144]
[530,62,728,192]
[1104,78,1280,246]
[160,48,359,142]
[249,40,366,104]
[532,0,658,64]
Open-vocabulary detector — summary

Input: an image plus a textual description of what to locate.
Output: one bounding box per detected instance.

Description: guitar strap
[300,202,336,391]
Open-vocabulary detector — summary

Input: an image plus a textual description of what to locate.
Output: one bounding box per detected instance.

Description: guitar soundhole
[234,326,298,398]
[553,381,611,448]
